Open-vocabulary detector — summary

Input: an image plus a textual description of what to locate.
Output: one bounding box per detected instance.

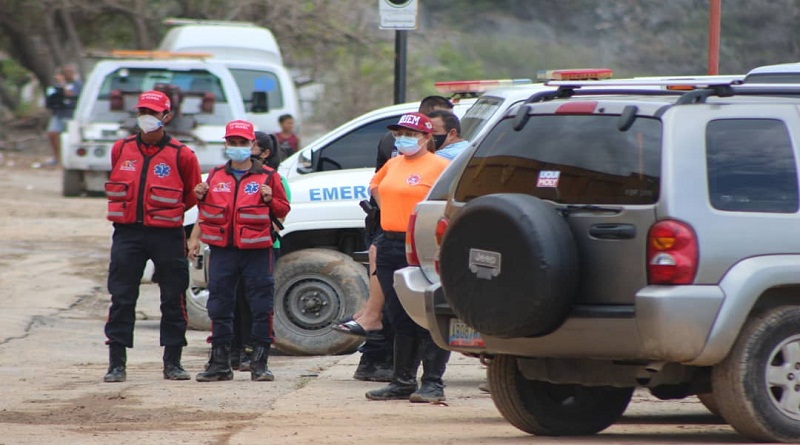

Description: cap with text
[224,120,256,141]
[136,90,171,113]
[387,112,434,134]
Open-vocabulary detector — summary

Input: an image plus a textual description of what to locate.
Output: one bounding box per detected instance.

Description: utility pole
[708,0,721,75]
[394,30,408,104]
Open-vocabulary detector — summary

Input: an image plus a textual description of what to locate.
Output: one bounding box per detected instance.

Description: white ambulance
[60,20,300,196]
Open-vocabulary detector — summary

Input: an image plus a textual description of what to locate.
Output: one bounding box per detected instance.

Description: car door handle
[589,224,636,240]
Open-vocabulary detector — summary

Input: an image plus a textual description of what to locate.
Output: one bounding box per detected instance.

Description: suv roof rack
[520,80,800,106]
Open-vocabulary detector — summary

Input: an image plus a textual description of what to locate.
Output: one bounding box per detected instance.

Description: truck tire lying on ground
[439,194,578,338]
[184,248,369,356]
[186,285,212,331]
[273,248,368,356]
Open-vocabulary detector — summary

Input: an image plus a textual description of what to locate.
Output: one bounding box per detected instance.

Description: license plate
[448,319,485,348]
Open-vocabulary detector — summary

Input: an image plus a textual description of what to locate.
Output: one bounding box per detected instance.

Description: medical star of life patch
[153,162,171,178]
[244,181,260,195]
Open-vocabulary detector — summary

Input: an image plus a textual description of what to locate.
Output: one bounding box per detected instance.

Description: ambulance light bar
[107,50,213,59]
[434,79,532,95]
[536,68,614,81]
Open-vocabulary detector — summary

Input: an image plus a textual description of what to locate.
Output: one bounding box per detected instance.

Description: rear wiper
[558,204,623,216]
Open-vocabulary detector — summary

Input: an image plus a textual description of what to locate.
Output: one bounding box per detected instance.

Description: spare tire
[439,194,578,338]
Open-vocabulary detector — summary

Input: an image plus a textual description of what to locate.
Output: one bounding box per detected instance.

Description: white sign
[379,0,418,30]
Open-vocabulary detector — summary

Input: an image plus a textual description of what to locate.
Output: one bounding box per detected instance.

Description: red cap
[136,90,171,113]
[387,112,434,134]
[224,120,256,140]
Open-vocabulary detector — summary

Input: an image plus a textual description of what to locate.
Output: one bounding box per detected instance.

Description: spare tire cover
[440,193,578,338]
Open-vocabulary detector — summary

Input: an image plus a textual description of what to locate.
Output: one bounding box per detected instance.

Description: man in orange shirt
[363,112,452,403]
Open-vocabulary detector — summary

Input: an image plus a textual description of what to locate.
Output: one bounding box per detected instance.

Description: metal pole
[708,0,721,75]
[394,30,407,104]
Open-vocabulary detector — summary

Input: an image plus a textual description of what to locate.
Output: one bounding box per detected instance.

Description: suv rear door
[452,102,663,305]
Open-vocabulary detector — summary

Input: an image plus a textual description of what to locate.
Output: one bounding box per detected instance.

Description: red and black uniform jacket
[198,161,290,249]
[105,133,201,228]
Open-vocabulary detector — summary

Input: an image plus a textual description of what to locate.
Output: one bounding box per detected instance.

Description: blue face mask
[225,146,251,162]
[394,135,423,155]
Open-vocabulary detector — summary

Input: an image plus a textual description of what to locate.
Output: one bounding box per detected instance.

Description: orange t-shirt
[370,152,450,232]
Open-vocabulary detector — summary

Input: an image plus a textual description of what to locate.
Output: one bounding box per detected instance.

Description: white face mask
[137,115,163,133]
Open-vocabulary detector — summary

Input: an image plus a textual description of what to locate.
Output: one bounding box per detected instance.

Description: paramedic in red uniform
[189,120,290,382]
[103,90,202,383]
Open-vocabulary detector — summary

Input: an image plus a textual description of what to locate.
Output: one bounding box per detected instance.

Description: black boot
[239,345,253,372]
[103,343,127,383]
[353,354,393,382]
[250,344,274,382]
[409,338,450,403]
[163,345,191,380]
[365,336,420,400]
[230,345,241,371]
[195,345,234,382]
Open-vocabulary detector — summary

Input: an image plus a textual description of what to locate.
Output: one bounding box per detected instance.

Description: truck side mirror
[201,92,215,113]
[110,90,124,111]
[251,91,269,113]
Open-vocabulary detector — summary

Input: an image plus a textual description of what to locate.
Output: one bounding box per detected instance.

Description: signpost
[379,0,418,104]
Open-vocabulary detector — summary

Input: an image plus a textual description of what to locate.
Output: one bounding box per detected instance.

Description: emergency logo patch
[213,182,232,193]
[406,174,421,185]
[536,170,561,188]
[244,181,260,195]
[154,162,171,178]
[120,159,137,172]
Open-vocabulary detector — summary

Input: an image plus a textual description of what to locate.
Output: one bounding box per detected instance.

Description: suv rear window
[454,114,662,204]
[706,119,798,213]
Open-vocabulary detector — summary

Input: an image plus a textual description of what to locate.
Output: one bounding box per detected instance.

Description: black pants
[233,248,280,350]
[105,224,189,348]
[207,246,275,347]
[375,235,428,338]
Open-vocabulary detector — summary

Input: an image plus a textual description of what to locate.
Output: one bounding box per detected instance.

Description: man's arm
[267,171,290,219]
[179,147,202,209]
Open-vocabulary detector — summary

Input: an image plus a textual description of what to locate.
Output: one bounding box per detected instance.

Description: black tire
[488,355,633,436]
[439,194,578,338]
[697,392,721,417]
[62,169,83,197]
[712,306,800,442]
[273,248,368,356]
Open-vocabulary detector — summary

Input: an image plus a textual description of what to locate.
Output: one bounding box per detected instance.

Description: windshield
[454,114,662,204]
[460,95,504,141]
[229,68,284,111]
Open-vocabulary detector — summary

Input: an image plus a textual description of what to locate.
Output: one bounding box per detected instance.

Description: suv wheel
[696,392,720,416]
[712,306,800,442]
[488,354,633,436]
[440,194,578,338]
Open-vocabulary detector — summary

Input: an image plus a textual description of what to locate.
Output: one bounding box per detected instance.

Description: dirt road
[0,151,754,444]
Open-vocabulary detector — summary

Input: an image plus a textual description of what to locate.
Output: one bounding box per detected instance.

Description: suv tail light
[406,211,419,266]
[647,220,698,285]
[434,217,449,275]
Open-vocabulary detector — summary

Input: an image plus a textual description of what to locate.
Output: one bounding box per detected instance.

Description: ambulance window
[229,69,284,110]
[318,116,399,171]
[461,96,503,141]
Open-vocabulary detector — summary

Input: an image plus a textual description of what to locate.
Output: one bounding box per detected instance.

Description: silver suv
[426,81,800,442]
